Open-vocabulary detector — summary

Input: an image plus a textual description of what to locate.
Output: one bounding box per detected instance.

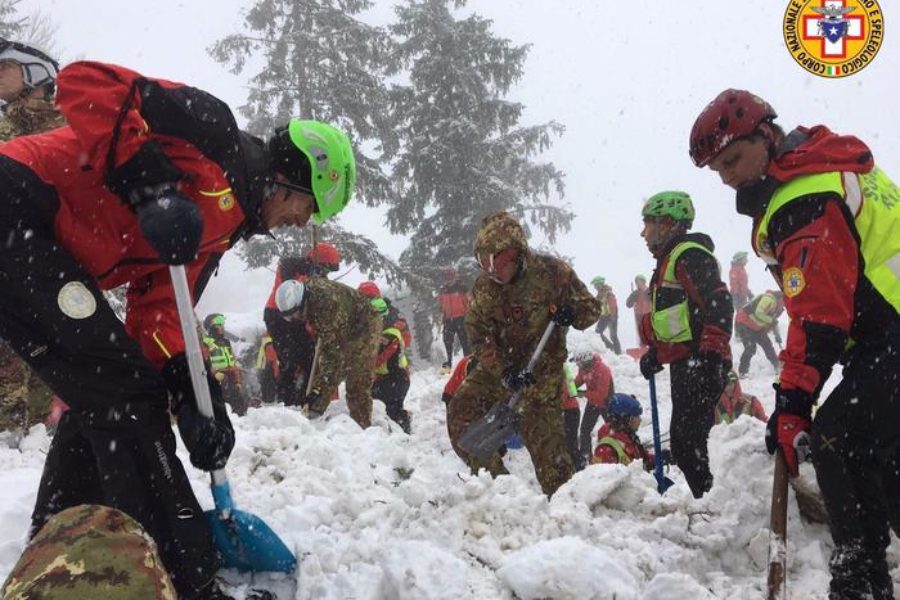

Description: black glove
[162,355,235,471]
[639,348,663,380]
[501,368,536,392]
[551,304,576,327]
[107,141,202,265]
[659,448,673,466]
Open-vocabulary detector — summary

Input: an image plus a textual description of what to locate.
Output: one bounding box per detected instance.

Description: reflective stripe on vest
[564,363,578,397]
[650,241,715,343]
[755,169,900,316]
[375,327,410,375]
[255,335,272,369]
[748,293,778,329]
[717,398,751,424]
[597,436,631,465]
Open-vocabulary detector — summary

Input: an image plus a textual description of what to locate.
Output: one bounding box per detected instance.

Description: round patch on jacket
[782,267,806,298]
[218,193,236,211]
[57,281,97,319]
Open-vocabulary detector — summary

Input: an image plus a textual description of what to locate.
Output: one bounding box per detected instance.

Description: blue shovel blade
[205,508,297,573]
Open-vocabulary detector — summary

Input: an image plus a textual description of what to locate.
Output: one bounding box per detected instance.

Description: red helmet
[307,242,341,270]
[358,281,381,298]
[689,89,777,167]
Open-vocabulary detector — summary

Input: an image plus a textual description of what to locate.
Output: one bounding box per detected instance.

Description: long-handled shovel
[458,321,556,460]
[648,375,675,495]
[767,449,789,599]
[170,265,296,574]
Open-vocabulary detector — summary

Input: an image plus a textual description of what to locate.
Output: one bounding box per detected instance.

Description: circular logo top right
[783,0,884,78]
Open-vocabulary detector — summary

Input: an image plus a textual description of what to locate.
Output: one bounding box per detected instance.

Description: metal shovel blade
[458,402,521,461]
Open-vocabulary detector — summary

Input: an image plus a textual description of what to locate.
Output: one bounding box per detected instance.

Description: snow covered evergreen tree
[209,0,409,282]
[0,1,23,38]
[388,0,571,282]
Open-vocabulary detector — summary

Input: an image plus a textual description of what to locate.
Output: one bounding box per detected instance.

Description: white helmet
[275,280,306,316]
[0,40,58,91]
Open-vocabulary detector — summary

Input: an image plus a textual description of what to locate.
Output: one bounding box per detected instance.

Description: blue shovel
[648,374,675,495]
[171,265,296,573]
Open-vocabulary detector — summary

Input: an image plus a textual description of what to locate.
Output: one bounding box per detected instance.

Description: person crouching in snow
[592,393,665,470]
[275,278,382,427]
[715,370,768,425]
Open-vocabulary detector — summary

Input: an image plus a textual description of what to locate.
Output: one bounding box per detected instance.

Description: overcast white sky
[26,0,900,341]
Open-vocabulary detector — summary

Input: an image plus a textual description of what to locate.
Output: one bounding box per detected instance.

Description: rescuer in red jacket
[691,89,900,598]
[0,61,356,600]
[436,268,471,372]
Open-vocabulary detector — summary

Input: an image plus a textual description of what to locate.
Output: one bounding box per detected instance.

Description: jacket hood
[658,231,715,259]
[236,131,275,239]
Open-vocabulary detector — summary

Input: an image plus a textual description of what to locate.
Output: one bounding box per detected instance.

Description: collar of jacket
[235,132,275,240]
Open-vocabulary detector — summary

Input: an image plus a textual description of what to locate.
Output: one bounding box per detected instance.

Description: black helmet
[0,40,58,91]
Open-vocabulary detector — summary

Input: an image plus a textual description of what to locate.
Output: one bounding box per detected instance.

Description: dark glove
[765,385,813,477]
[659,448,673,466]
[639,348,663,380]
[501,368,536,392]
[162,355,235,471]
[550,304,576,327]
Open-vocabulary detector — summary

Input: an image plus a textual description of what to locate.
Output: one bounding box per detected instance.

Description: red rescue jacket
[0,61,272,367]
[574,354,613,411]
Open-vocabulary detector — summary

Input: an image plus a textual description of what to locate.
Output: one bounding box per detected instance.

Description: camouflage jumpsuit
[447,212,601,496]
[302,278,382,428]
[1,504,176,599]
[0,95,66,435]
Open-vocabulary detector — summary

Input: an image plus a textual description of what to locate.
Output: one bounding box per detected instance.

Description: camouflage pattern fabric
[0,94,66,435]
[1,504,176,599]
[302,278,382,428]
[447,212,601,496]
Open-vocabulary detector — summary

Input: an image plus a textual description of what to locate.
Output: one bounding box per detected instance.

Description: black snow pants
[736,323,779,375]
[372,371,411,433]
[594,316,622,355]
[265,307,317,406]
[0,156,219,597]
[669,356,725,498]
[811,340,900,600]
[442,316,470,367]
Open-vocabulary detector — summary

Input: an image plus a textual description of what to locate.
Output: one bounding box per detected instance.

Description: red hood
[767,125,874,181]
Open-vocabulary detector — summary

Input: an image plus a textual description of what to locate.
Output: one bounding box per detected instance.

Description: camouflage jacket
[302,278,381,391]
[0,94,66,141]
[1,504,176,599]
[466,252,601,378]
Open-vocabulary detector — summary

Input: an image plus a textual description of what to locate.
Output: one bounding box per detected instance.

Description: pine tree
[0,0,24,39]
[210,0,413,283]
[388,0,571,282]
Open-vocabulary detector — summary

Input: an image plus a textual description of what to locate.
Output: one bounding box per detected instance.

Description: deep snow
[0,328,896,599]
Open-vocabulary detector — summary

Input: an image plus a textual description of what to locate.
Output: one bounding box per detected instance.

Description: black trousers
[595,316,622,354]
[669,357,724,498]
[811,342,900,600]
[442,316,470,367]
[372,371,411,432]
[736,323,779,375]
[0,156,218,596]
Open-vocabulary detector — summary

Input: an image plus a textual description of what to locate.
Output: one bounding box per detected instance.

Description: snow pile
[0,329,896,599]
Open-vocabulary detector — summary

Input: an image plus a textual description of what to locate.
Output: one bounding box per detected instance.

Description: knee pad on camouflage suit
[2,504,176,599]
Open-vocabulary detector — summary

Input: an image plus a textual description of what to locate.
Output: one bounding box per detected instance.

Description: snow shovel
[767,449,789,600]
[170,265,296,574]
[648,375,675,495]
[458,321,557,460]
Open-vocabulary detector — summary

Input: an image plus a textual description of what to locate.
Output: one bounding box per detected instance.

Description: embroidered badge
[218,193,236,211]
[57,281,97,319]
[782,267,806,298]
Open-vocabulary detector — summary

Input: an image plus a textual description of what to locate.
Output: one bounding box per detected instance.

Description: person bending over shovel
[0,60,356,599]
[447,211,600,496]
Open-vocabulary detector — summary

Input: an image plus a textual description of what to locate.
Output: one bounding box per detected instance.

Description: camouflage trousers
[447,365,574,496]
[0,339,53,433]
[1,504,176,599]
[317,318,381,429]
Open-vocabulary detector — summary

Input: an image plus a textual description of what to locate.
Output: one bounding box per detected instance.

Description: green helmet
[733,251,749,262]
[641,190,695,223]
[591,276,605,286]
[269,119,357,224]
[635,274,647,283]
[370,297,389,317]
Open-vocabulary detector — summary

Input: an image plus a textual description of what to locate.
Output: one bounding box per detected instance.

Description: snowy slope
[0,328,897,599]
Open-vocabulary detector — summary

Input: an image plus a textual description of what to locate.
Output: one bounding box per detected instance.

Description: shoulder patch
[218,193,236,211]
[782,267,806,298]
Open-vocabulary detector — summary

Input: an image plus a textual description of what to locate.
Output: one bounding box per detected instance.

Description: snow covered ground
[1,328,897,599]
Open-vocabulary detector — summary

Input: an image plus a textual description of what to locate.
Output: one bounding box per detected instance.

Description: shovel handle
[767,449,790,599]
[507,320,557,411]
[169,265,228,490]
